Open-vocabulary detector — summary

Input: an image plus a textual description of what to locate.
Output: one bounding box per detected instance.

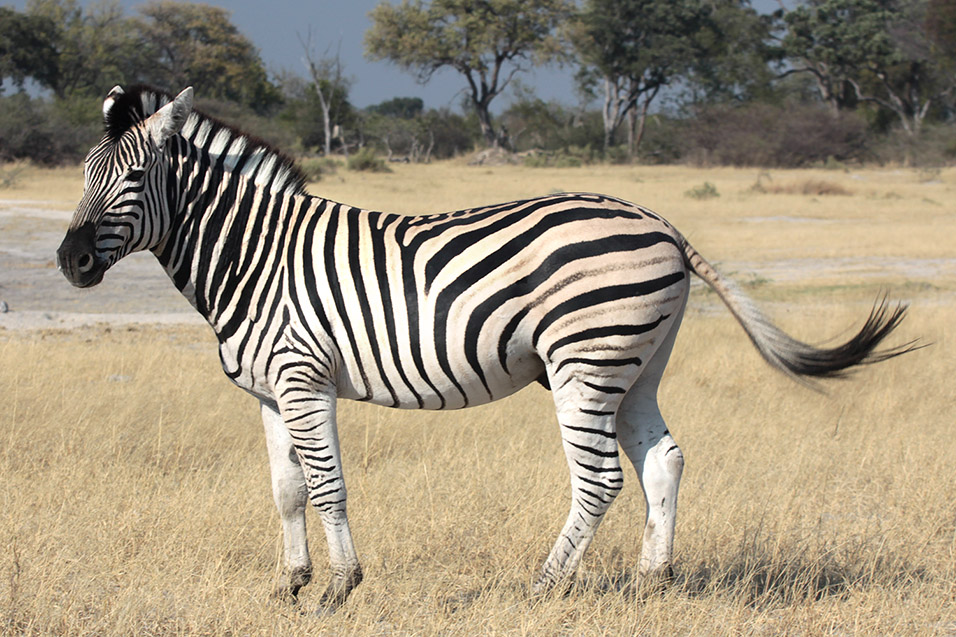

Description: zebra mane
[103,85,308,197]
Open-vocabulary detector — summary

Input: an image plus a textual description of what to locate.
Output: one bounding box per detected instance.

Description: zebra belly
[334,336,547,410]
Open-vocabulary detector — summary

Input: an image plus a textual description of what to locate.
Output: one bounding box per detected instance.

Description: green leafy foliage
[365,0,574,147]
[783,0,954,136]
[133,1,281,114]
[23,0,147,99]
[0,7,58,93]
[570,0,715,157]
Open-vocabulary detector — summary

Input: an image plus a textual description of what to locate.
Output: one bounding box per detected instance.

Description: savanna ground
[0,162,954,635]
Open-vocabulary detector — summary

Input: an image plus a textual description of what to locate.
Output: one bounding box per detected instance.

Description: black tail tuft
[779,298,918,379]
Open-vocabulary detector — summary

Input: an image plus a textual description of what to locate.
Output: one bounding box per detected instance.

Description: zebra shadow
[432,548,927,613]
[571,553,928,608]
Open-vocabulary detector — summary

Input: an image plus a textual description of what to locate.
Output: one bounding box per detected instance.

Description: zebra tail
[678,236,916,381]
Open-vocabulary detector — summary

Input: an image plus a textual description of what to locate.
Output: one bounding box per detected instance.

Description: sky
[6,0,784,111]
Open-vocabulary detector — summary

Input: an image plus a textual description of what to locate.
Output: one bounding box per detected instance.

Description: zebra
[57,85,911,611]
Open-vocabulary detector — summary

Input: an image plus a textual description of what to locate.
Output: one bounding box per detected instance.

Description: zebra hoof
[273,565,313,603]
[634,564,675,597]
[315,566,363,614]
[530,572,573,598]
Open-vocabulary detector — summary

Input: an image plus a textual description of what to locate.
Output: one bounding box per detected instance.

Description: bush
[297,156,341,182]
[521,145,595,168]
[681,102,868,168]
[500,91,604,154]
[347,147,390,173]
[750,175,852,196]
[684,182,720,199]
[867,125,956,167]
[0,93,101,165]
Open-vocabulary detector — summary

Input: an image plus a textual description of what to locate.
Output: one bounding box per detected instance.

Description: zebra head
[57,85,193,288]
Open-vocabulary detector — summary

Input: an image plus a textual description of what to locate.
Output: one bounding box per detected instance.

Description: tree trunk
[625,107,636,161]
[632,86,659,161]
[472,95,499,148]
[602,77,624,152]
[318,89,332,156]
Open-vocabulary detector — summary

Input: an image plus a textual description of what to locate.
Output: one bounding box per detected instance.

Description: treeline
[2,0,956,168]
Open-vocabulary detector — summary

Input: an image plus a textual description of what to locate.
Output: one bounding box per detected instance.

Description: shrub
[297,156,341,182]
[521,145,594,168]
[685,182,720,199]
[347,147,390,173]
[0,94,101,165]
[681,102,868,168]
[868,125,956,167]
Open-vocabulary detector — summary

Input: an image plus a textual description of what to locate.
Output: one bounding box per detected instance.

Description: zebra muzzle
[56,222,105,288]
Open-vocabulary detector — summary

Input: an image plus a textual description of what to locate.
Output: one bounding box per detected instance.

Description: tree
[571,0,712,158]
[367,97,425,119]
[783,0,951,135]
[926,0,956,115]
[24,0,145,99]
[298,32,354,156]
[683,0,783,105]
[134,1,280,113]
[365,0,574,148]
[0,7,58,94]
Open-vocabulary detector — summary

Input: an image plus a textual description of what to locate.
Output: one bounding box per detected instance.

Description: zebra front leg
[260,400,312,601]
[275,385,362,613]
[533,375,625,594]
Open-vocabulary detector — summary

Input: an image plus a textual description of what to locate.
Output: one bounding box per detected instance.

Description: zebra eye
[127,169,145,182]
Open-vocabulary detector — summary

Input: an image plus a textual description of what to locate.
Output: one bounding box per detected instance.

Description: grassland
[1,162,954,635]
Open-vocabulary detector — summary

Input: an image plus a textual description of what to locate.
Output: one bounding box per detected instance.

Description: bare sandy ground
[0,200,202,331]
[2,199,953,331]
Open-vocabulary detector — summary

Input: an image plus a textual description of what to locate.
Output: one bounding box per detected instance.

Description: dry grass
[1,162,955,635]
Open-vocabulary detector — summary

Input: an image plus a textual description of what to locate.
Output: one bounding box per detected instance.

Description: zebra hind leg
[532,370,628,595]
[617,309,685,587]
[260,400,312,601]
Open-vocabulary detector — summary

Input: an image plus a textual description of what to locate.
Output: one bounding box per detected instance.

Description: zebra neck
[178,112,307,198]
[153,144,316,328]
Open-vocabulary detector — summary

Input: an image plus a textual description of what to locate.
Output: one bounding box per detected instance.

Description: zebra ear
[144,87,194,148]
[102,85,125,120]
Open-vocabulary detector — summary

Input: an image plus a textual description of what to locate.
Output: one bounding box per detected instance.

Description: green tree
[926,0,956,115]
[365,0,574,148]
[25,0,145,99]
[0,7,59,93]
[134,1,280,114]
[683,0,782,105]
[783,0,950,135]
[571,0,712,158]
[367,97,425,119]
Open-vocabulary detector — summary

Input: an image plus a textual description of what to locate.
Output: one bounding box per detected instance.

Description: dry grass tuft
[750,174,854,196]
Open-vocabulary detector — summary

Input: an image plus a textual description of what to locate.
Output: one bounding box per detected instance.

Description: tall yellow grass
[1,162,954,634]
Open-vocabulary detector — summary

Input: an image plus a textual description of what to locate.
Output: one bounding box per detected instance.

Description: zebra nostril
[77,253,94,273]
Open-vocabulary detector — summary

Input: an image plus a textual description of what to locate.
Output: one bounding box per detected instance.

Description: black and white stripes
[57,85,911,611]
